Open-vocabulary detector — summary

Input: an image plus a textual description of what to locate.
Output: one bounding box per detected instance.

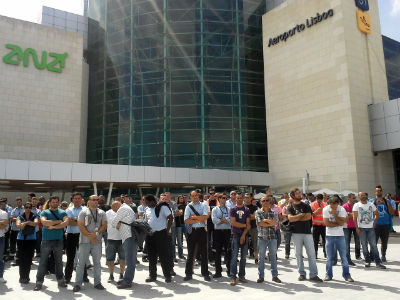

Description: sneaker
[34,283,43,291]
[108,275,114,283]
[365,263,371,268]
[324,276,332,281]
[73,285,80,292]
[183,276,192,281]
[213,273,222,278]
[345,277,354,282]
[376,264,386,269]
[238,277,248,283]
[204,275,211,281]
[381,256,387,263]
[94,283,105,290]
[298,275,306,281]
[117,282,132,289]
[145,277,157,282]
[348,261,356,266]
[0,278,7,283]
[230,279,236,286]
[257,278,264,283]
[309,276,323,282]
[272,277,282,283]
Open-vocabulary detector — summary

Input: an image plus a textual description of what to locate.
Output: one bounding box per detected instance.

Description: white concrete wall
[263,0,395,194]
[0,15,87,163]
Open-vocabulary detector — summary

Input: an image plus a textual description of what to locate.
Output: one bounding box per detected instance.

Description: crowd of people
[0,185,398,292]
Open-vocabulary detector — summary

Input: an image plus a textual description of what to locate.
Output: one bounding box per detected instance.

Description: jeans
[36,240,64,283]
[174,226,183,258]
[122,237,137,284]
[75,242,102,286]
[325,236,351,279]
[258,238,278,278]
[230,235,248,280]
[292,233,318,278]
[343,228,361,262]
[284,231,292,255]
[0,237,4,278]
[375,224,390,257]
[359,228,382,265]
[17,239,36,281]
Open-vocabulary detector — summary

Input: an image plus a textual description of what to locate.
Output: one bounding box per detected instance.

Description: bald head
[111,201,122,212]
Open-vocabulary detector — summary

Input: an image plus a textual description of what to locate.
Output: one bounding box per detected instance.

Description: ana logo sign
[2,44,68,73]
[356,10,371,34]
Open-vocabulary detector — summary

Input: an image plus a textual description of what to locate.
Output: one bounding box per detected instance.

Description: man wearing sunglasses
[211,193,231,278]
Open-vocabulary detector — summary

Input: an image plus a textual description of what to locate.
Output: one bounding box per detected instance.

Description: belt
[192,227,205,230]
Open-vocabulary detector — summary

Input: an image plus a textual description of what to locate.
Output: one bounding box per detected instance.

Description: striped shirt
[111,203,136,243]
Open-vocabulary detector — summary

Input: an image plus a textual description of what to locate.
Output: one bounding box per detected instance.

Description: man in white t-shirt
[322,195,353,282]
[353,192,386,269]
[0,207,9,283]
[105,201,126,283]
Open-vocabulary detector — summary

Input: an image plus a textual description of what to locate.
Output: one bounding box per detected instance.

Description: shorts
[106,239,125,262]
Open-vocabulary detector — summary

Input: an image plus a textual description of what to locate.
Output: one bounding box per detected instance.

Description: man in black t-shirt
[245,193,259,263]
[287,188,322,282]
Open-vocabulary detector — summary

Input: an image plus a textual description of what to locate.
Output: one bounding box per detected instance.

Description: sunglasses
[261,200,271,203]
[25,206,32,209]
[209,192,215,195]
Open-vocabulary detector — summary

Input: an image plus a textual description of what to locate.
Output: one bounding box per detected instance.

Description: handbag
[279,219,293,233]
[20,214,35,237]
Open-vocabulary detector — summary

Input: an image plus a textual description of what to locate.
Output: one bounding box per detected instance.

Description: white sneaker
[0,277,7,283]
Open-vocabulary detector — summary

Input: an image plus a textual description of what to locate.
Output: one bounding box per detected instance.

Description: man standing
[287,188,322,282]
[144,194,173,283]
[34,196,69,291]
[211,193,231,278]
[373,185,394,262]
[105,201,125,282]
[111,194,137,289]
[311,194,326,259]
[229,192,250,286]
[10,197,24,264]
[64,192,87,284]
[342,193,360,265]
[183,190,210,281]
[73,195,107,292]
[0,203,9,283]
[322,196,354,282]
[353,192,386,269]
[245,193,259,264]
[207,189,218,263]
[226,190,237,210]
[256,195,281,284]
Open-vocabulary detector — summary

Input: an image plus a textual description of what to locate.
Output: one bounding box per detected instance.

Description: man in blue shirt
[34,196,68,291]
[10,197,24,264]
[183,190,210,281]
[64,192,88,284]
[211,193,231,278]
[373,185,394,262]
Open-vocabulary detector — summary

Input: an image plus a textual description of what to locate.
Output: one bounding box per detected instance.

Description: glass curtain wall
[87,0,268,171]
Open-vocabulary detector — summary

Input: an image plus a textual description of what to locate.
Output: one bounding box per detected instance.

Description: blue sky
[0,0,399,41]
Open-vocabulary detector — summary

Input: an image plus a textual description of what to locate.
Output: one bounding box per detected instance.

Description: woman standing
[16,202,39,284]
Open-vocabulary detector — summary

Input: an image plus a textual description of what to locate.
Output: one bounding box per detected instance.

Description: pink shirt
[271,204,281,230]
[342,202,355,228]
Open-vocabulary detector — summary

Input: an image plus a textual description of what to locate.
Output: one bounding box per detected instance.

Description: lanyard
[90,209,98,224]
[219,206,228,218]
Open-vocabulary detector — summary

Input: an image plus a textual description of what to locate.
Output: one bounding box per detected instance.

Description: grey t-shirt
[78,207,106,244]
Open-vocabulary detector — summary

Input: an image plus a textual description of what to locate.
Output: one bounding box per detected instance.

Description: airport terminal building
[0,0,399,200]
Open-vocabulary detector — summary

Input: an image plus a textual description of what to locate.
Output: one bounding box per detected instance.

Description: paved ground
[1,219,400,300]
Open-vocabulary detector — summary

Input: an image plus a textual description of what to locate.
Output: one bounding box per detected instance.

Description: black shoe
[19,278,29,284]
[58,281,67,288]
[204,275,211,281]
[108,275,114,283]
[309,276,323,282]
[183,276,192,281]
[179,255,186,260]
[145,277,157,282]
[213,273,222,278]
[170,270,176,276]
[348,261,356,266]
[356,256,362,260]
[165,277,172,283]
[381,256,387,262]
[83,277,89,283]
[376,264,386,269]
[65,279,71,284]
[365,263,371,268]
[34,283,42,291]
[117,282,132,289]
[73,285,81,292]
[94,283,105,290]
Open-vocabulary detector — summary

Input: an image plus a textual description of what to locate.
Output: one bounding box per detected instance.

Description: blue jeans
[174,226,183,257]
[359,228,382,265]
[36,240,64,283]
[292,233,318,278]
[230,235,248,280]
[122,237,137,284]
[0,237,4,278]
[75,242,102,286]
[258,238,278,278]
[325,236,351,279]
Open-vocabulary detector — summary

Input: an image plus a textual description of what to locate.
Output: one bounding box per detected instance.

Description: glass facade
[382,35,400,101]
[87,0,268,171]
